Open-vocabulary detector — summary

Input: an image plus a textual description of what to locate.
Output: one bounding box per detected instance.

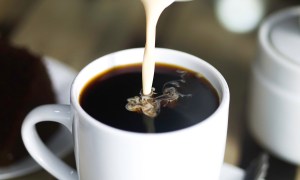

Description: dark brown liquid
[79,63,219,133]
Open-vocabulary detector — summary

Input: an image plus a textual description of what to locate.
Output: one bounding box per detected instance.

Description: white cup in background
[248,7,300,165]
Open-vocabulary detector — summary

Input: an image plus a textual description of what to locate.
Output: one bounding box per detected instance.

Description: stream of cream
[141,0,175,95]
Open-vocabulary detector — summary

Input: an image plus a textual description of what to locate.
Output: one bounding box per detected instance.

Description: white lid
[270,16,300,65]
[256,7,300,93]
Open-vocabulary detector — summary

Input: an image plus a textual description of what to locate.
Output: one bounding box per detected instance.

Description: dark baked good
[0,41,56,166]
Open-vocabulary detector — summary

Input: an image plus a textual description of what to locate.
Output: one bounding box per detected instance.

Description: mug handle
[21,104,78,180]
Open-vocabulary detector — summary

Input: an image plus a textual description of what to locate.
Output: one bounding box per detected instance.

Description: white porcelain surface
[22,48,230,180]
[0,58,76,179]
[220,164,244,180]
[248,7,300,164]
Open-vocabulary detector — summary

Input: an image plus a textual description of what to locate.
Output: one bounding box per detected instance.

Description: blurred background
[0,0,299,179]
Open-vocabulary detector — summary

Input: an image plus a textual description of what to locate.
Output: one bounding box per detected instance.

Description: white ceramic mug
[248,7,300,164]
[22,48,229,180]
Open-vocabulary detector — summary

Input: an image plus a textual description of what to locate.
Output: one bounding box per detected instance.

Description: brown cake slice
[0,41,56,166]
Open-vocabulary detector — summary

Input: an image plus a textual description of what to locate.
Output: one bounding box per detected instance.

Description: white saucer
[220,163,245,180]
[0,57,77,179]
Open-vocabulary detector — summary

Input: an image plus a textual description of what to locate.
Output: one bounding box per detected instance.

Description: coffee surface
[80,63,219,133]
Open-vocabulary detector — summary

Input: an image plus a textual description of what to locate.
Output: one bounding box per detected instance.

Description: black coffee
[79,63,219,133]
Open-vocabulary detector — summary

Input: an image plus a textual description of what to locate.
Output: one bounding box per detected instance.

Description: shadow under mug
[22,48,229,180]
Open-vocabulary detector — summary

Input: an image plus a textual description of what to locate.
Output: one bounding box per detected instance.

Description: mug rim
[70,48,229,137]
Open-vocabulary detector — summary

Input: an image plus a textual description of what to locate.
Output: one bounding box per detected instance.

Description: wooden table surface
[0,0,299,179]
